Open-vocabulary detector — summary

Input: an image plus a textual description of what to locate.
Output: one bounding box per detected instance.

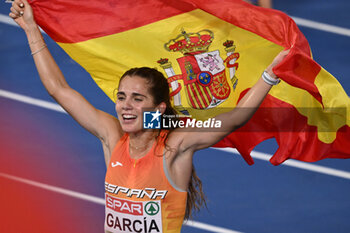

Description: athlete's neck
[128,130,159,159]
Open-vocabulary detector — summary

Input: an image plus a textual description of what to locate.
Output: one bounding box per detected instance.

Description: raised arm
[9,0,123,162]
[173,49,289,153]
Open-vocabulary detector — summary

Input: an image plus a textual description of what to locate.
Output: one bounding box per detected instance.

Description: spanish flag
[29,0,350,165]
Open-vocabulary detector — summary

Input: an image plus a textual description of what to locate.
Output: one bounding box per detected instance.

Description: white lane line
[215,148,350,180]
[184,220,243,233]
[0,13,46,33]
[0,172,104,205]
[291,16,350,37]
[0,89,66,114]
[0,172,241,233]
[1,89,350,180]
[0,13,19,27]
[1,13,350,37]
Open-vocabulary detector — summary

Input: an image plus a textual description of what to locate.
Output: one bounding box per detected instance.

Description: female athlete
[9,0,288,232]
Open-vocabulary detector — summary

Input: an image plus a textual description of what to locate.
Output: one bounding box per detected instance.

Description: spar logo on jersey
[143,110,162,129]
[145,202,160,216]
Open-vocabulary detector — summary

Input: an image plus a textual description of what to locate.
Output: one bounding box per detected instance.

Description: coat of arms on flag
[157,29,239,115]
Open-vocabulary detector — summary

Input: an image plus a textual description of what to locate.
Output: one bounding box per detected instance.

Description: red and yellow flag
[29,0,350,165]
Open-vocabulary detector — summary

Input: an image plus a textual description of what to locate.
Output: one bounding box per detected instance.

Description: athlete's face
[115,75,157,133]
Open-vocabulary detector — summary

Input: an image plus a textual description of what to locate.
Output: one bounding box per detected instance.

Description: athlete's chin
[121,124,142,133]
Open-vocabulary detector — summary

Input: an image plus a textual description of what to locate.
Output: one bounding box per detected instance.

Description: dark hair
[119,67,207,219]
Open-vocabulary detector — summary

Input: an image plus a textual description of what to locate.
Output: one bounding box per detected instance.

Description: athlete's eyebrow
[116,91,126,96]
[131,93,147,98]
[116,92,147,98]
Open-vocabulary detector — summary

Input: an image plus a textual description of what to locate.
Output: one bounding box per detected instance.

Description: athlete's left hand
[266,49,290,79]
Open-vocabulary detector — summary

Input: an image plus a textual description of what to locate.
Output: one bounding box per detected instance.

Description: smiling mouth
[122,114,137,122]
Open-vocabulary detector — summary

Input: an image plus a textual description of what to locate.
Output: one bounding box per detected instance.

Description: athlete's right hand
[9,0,36,31]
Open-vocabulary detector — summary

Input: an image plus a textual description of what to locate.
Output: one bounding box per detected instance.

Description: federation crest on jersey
[157,29,240,115]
